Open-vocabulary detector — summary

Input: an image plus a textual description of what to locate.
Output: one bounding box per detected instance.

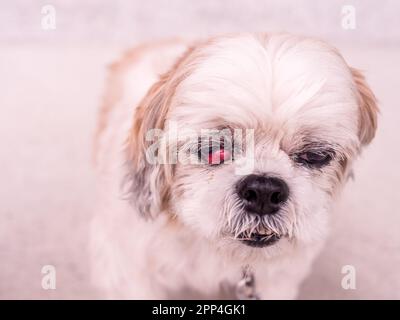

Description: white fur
[91,33,375,299]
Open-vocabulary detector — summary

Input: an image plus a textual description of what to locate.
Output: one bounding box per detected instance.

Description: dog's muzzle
[235,174,289,248]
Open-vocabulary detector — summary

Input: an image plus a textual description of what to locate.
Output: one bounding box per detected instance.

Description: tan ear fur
[351,68,379,146]
[126,46,198,218]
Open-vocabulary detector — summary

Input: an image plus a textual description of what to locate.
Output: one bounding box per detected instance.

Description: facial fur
[126,33,378,262]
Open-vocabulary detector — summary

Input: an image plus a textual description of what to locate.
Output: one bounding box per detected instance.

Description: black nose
[237,174,289,216]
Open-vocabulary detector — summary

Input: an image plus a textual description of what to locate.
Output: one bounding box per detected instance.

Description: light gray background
[0,0,399,299]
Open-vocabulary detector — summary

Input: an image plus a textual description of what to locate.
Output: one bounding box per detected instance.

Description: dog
[91,33,378,299]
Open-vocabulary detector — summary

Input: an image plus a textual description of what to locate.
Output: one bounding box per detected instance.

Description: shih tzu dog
[91,33,378,299]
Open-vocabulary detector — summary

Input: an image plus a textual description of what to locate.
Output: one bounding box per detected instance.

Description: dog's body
[91,34,377,299]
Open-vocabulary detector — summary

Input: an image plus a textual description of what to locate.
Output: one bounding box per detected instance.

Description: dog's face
[127,34,378,260]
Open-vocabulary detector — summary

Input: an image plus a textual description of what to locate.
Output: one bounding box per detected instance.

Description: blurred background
[0,0,399,299]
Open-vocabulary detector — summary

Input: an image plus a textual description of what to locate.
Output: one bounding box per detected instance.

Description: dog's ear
[125,74,174,219]
[125,47,197,219]
[351,68,379,146]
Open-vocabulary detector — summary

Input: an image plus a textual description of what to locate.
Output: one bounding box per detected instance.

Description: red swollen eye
[208,147,230,165]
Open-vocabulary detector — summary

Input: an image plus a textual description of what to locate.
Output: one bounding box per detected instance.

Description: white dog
[91,33,378,299]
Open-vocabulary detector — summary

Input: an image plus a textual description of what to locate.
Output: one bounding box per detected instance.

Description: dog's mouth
[237,230,281,248]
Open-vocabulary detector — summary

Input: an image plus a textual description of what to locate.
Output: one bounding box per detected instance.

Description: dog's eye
[198,141,232,166]
[208,145,232,165]
[295,150,333,168]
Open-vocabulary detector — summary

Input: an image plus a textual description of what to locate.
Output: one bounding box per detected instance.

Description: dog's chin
[237,231,282,248]
[215,229,291,263]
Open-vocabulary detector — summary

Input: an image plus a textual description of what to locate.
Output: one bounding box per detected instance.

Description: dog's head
[126,34,378,260]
